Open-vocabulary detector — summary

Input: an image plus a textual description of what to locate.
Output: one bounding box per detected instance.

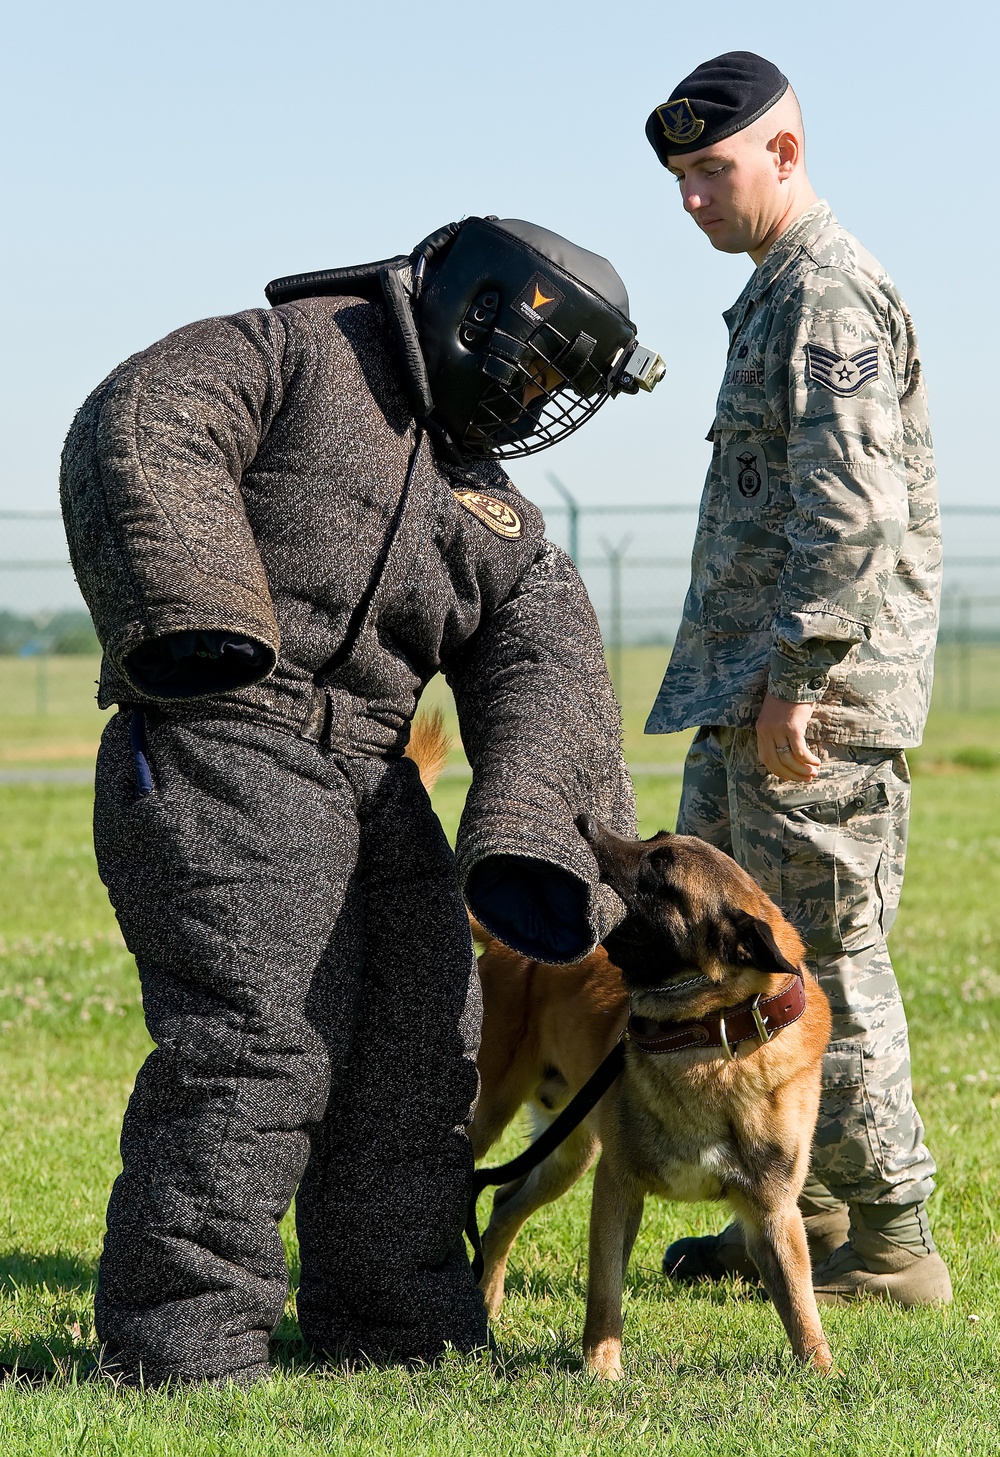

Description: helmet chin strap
[264,252,476,473]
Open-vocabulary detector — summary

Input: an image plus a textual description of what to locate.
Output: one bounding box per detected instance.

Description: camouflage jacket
[647,201,941,748]
[60,296,635,961]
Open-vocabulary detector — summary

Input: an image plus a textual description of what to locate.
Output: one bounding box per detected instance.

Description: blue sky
[2,0,993,515]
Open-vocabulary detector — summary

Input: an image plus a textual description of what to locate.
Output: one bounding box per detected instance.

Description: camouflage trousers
[677,727,936,1207]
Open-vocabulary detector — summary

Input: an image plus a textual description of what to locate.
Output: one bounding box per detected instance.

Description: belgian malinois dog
[469,815,833,1378]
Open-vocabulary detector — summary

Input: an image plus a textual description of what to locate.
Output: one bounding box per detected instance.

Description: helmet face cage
[465,317,613,459]
[415,218,636,462]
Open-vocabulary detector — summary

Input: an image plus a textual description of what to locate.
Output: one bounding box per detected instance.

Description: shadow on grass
[0,1256,767,1390]
[497,1259,769,1307]
[627,1261,769,1302]
[487,1340,586,1378]
[0,1246,97,1295]
[0,1248,98,1386]
[0,1340,97,1388]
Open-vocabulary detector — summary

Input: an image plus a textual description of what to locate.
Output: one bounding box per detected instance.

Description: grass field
[2,645,999,772]
[1,654,999,1454]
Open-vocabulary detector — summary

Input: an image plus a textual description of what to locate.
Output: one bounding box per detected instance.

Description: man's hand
[756,691,821,782]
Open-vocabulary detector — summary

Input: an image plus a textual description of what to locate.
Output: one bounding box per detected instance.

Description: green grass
[1,658,999,1453]
[3,646,999,772]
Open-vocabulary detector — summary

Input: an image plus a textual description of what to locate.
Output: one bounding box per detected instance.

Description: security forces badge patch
[805,342,879,397]
[455,490,523,539]
[728,442,769,508]
[656,98,705,146]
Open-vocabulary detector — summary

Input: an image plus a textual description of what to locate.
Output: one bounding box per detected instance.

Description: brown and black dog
[468,815,833,1379]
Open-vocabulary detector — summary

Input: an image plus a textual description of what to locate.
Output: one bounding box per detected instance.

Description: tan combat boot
[812,1202,952,1306]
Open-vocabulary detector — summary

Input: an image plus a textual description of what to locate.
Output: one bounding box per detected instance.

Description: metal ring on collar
[718,1014,736,1061]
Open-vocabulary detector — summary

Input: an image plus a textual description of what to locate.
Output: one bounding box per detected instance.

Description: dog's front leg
[731,1195,833,1373]
[583,1154,645,1380]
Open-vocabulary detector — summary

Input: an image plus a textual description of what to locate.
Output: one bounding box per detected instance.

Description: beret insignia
[805,343,879,397]
[657,99,705,146]
[455,490,522,539]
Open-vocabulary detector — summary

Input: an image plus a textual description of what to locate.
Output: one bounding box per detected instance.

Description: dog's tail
[404,706,451,793]
[404,709,492,952]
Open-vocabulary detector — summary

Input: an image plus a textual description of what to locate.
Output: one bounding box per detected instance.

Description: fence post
[958,593,972,713]
[600,534,632,699]
[547,474,580,565]
[36,647,48,717]
[29,613,54,717]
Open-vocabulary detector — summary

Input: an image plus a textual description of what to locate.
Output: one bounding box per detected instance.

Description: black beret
[645,51,788,164]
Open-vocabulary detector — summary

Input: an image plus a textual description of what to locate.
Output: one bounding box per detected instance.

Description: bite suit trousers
[93,708,487,1384]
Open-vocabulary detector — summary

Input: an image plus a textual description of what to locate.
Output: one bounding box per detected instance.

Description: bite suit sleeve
[60,310,288,699]
[446,540,636,964]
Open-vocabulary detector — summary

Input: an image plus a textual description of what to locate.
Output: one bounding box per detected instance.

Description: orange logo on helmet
[531,284,556,310]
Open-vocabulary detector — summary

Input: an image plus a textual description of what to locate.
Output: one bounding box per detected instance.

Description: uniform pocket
[779,775,890,958]
[813,1040,887,1184]
[699,429,791,638]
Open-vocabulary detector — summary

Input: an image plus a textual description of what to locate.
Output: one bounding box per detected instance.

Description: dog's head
[576,814,805,1015]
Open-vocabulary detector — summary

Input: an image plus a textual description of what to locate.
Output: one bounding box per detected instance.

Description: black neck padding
[264,258,408,307]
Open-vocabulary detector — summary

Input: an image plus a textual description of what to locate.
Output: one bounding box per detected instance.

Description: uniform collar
[723,199,836,340]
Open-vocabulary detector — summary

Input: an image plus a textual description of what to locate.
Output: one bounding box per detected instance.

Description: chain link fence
[3,498,999,711]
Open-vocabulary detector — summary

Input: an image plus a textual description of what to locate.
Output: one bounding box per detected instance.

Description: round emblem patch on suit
[454,490,523,539]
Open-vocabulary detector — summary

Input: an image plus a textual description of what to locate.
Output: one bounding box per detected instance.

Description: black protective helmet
[264,215,663,463]
[412,216,663,459]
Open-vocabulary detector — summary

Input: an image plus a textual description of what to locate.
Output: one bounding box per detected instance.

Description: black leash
[465,1038,626,1282]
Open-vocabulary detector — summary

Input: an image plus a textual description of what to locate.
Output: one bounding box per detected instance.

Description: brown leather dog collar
[626,975,806,1061]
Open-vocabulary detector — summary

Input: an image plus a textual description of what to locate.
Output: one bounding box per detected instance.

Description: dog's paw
[479,1271,506,1320]
[807,1340,834,1375]
[584,1339,623,1381]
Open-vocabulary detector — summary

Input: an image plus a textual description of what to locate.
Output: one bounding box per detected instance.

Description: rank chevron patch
[805,342,880,397]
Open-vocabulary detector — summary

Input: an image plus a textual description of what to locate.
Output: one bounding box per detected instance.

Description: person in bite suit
[60,215,664,1385]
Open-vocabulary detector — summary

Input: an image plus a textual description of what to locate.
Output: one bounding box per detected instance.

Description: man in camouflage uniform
[643,52,949,1303]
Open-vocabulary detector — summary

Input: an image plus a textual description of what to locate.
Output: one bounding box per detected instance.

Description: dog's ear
[635,840,674,895]
[730,910,803,979]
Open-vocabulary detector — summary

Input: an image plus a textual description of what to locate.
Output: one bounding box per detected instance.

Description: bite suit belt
[123,678,412,758]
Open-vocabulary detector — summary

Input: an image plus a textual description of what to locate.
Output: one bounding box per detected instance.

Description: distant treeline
[0,610,99,655]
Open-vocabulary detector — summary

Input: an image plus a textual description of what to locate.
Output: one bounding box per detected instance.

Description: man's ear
[731,910,802,979]
[772,129,800,179]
